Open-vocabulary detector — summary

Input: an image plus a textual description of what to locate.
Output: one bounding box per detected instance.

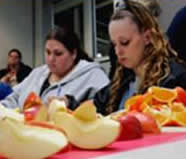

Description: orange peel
[148,86,177,103]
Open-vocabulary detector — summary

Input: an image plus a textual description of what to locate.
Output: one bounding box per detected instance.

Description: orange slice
[175,87,186,106]
[125,95,141,110]
[169,111,186,127]
[143,105,171,126]
[148,86,177,103]
[171,102,185,112]
[125,93,152,112]
[168,102,186,126]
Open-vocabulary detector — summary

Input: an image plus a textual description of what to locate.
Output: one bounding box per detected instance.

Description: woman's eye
[55,51,64,56]
[121,41,129,46]
[46,50,51,55]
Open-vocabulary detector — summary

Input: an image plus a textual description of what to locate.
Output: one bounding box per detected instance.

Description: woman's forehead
[110,17,138,32]
[109,18,140,40]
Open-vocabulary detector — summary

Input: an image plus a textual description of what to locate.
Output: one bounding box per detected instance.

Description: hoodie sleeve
[69,65,110,104]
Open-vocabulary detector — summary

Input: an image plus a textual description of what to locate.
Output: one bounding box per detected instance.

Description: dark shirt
[0,62,32,83]
[39,77,50,97]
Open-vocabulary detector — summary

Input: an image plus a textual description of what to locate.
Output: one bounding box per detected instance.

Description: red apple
[118,114,143,141]
[175,87,186,106]
[24,107,40,121]
[24,92,42,110]
[128,111,161,134]
[24,105,48,122]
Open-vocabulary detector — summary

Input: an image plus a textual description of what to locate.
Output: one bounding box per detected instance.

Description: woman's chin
[119,61,132,69]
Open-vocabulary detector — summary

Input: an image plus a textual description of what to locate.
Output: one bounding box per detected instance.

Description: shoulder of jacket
[30,65,49,75]
[170,60,186,76]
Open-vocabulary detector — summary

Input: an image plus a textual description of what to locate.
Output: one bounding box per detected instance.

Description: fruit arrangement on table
[0,86,185,159]
[122,86,186,127]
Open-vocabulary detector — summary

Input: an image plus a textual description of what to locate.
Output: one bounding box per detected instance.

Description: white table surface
[94,127,186,159]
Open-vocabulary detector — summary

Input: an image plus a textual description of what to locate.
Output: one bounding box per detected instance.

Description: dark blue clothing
[0,83,13,100]
[167,7,186,61]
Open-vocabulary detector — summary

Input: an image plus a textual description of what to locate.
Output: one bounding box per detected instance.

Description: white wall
[159,0,186,32]
[0,0,34,68]
[34,0,53,67]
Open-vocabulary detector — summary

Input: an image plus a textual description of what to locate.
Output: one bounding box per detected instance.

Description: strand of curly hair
[106,0,180,114]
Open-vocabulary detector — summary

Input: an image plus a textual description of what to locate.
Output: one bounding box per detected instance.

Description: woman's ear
[72,49,77,60]
[143,29,152,45]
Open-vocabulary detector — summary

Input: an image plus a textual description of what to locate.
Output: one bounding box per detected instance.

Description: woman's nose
[48,54,55,61]
[115,45,123,56]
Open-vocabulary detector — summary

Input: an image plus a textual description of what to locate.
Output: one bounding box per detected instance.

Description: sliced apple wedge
[48,99,68,120]
[53,111,120,149]
[34,105,48,121]
[0,105,24,122]
[73,100,97,121]
[0,117,69,159]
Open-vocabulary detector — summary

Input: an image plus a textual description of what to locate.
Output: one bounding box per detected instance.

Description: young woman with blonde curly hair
[109,0,162,79]
[92,0,186,115]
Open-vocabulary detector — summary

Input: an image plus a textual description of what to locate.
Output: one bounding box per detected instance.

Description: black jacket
[0,62,32,83]
[93,60,186,115]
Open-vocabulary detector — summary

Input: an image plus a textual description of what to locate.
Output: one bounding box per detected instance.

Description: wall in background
[0,0,34,68]
[0,0,186,71]
[159,0,186,32]
[34,0,53,67]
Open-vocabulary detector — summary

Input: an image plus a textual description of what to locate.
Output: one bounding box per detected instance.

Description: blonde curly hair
[106,0,178,114]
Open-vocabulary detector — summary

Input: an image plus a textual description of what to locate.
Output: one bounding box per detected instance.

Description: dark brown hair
[8,48,22,60]
[46,27,93,64]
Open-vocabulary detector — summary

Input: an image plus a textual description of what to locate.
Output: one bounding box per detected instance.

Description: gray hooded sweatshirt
[1,60,109,110]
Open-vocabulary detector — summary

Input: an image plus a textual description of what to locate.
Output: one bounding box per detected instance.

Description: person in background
[109,0,161,79]
[0,27,110,110]
[167,6,186,62]
[0,49,32,87]
[68,0,186,115]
